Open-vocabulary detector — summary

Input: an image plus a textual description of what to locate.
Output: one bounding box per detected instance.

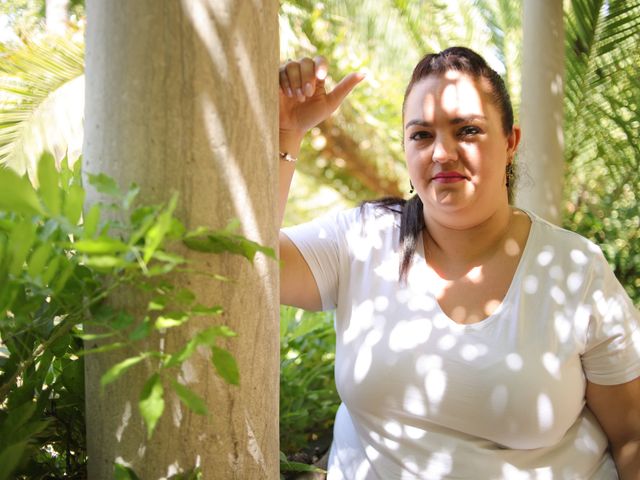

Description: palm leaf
[0,35,84,181]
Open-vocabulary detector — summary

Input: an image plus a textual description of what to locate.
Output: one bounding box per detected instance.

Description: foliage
[279,307,338,461]
[0,153,273,479]
[0,34,85,180]
[563,0,640,303]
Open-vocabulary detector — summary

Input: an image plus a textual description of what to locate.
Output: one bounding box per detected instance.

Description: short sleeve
[581,250,640,385]
[281,210,351,311]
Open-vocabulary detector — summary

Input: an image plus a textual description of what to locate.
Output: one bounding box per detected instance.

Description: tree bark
[83,1,279,479]
[516,0,565,224]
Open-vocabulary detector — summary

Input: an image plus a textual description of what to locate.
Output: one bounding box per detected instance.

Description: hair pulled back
[367,46,516,282]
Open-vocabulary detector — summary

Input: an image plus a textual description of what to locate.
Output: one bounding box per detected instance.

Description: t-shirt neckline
[413,208,538,329]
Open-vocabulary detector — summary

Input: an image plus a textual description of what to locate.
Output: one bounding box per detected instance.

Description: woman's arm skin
[278,57,364,309]
[586,377,640,479]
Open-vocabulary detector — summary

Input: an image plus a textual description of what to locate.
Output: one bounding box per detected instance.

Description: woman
[278,47,640,479]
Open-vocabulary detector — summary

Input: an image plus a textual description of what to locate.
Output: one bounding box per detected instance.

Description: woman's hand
[279,56,365,140]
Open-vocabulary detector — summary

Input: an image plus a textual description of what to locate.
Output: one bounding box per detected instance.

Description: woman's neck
[423,206,514,276]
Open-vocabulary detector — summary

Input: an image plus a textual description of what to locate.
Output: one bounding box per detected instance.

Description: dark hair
[367,46,516,282]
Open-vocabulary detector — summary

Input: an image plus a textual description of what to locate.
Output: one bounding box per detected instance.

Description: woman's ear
[507,125,522,158]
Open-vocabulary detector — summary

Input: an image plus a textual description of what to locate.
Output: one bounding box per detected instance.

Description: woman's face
[403,71,520,228]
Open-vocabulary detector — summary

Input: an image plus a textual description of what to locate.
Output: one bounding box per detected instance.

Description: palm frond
[0,34,84,180]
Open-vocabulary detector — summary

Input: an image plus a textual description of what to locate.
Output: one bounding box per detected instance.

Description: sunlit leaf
[63,182,85,225]
[190,304,223,316]
[139,373,164,438]
[101,355,148,388]
[73,237,128,254]
[0,167,44,216]
[143,192,178,263]
[36,152,61,215]
[155,312,189,329]
[82,203,100,238]
[82,255,126,269]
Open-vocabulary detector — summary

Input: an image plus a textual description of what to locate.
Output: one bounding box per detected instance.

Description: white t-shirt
[282,205,640,480]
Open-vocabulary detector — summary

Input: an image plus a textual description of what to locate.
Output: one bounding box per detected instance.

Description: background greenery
[0,0,638,478]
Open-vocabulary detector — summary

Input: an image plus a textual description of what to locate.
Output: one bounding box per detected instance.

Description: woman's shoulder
[524,209,606,264]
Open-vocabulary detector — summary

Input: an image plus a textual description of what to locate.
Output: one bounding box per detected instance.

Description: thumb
[326,72,366,111]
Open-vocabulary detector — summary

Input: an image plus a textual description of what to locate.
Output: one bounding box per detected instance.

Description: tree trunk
[516,0,565,224]
[83,1,279,479]
[45,0,69,35]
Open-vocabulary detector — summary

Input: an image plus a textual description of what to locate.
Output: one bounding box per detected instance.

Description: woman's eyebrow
[405,115,487,130]
[451,114,487,124]
[404,119,431,130]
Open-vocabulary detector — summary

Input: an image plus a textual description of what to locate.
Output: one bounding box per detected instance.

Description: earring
[409,180,415,194]
[505,163,514,188]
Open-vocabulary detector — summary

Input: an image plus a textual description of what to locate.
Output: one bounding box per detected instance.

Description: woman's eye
[409,131,432,141]
[459,126,481,137]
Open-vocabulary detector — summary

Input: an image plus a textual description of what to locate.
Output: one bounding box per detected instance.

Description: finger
[313,56,328,81]
[299,57,316,97]
[279,68,293,98]
[284,61,306,102]
[326,72,366,111]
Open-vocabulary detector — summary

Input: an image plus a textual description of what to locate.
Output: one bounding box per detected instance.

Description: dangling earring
[409,180,415,194]
[505,163,514,188]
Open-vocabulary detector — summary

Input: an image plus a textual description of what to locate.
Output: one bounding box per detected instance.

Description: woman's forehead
[404,72,494,121]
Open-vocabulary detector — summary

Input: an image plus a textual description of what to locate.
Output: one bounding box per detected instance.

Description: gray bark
[83,1,279,478]
[516,0,565,224]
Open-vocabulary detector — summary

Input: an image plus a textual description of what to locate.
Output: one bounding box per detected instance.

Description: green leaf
[101,355,147,388]
[0,442,27,480]
[41,255,60,284]
[155,312,189,329]
[83,203,101,238]
[114,463,141,480]
[147,296,167,311]
[139,373,164,438]
[175,288,196,305]
[190,304,223,316]
[196,325,236,344]
[211,346,239,385]
[129,317,152,341]
[183,222,276,262]
[143,192,178,263]
[63,182,85,225]
[27,242,52,278]
[167,468,202,480]
[123,184,140,210]
[37,152,61,216]
[170,380,208,415]
[8,220,37,276]
[88,172,120,197]
[79,342,127,356]
[52,260,74,292]
[163,338,198,369]
[73,237,128,254]
[163,325,235,369]
[60,357,84,396]
[83,255,127,269]
[0,167,44,216]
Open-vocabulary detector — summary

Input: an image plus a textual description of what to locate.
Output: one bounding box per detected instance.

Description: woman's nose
[431,136,458,164]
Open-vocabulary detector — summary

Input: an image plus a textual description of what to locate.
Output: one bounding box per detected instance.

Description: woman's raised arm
[278,57,364,309]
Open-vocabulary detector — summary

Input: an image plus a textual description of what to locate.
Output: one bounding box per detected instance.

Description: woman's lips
[432,172,467,183]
